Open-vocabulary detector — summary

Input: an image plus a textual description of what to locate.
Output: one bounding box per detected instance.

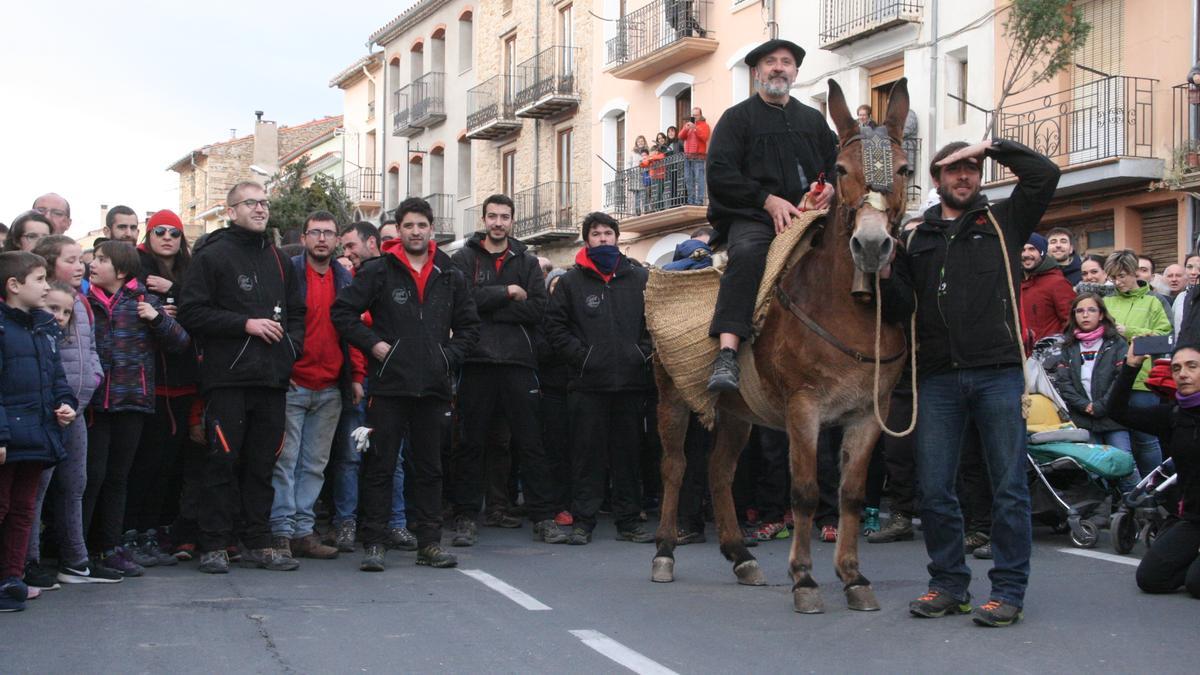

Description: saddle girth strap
[775,285,905,365]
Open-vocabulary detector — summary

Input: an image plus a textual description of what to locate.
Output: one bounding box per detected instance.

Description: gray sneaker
[360,544,386,572]
[271,536,299,566]
[706,348,740,392]
[451,517,477,547]
[198,550,230,574]
[140,529,178,566]
[867,513,915,543]
[122,530,159,568]
[532,520,568,544]
[963,531,990,554]
[239,546,299,571]
[388,527,418,551]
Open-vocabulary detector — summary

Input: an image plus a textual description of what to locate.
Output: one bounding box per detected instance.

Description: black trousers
[1136,518,1200,597]
[198,388,284,552]
[569,390,646,531]
[541,387,571,513]
[679,414,711,533]
[882,391,918,516]
[125,394,196,531]
[361,395,447,549]
[710,221,774,340]
[453,364,556,523]
[84,411,147,551]
[732,426,790,523]
[815,427,842,528]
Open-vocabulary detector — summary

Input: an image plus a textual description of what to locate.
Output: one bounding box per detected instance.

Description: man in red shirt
[269,211,364,563]
[678,106,710,205]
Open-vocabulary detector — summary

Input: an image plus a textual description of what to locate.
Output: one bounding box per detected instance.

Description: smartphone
[688,116,696,123]
[1132,334,1174,356]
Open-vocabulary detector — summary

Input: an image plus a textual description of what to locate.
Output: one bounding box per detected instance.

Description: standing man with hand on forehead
[178,182,306,575]
[705,39,838,391]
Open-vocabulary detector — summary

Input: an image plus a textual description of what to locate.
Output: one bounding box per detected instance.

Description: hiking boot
[566,526,592,545]
[239,546,300,571]
[554,510,574,526]
[753,521,790,541]
[416,544,458,568]
[388,527,418,552]
[973,599,1023,627]
[483,511,522,528]
[533,519,568,544]
[615,525,655,543]
[101,548,145,577]
[140,529,178,566]
[706,348,741,392]
[972,542,993,559]
[862,507,881,535]
[677,529,706,545]
[360,544,386,572]
[23,561,61,591]
[198,550,230,574]
[820,525,838,543]
[963,531,990,554]
[58,559,122,584]
[909,590,972,618]
[868,513,914,543]
[333,520,357,553]
[122,530,159,568]
[291,533,339,559]
[451,517,477,547]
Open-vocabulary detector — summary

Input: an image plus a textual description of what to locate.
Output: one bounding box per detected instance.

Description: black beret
[744,39,806,68]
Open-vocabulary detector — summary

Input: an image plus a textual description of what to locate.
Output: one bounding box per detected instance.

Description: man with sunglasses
[32,193,72,234]
[178,181,306,575]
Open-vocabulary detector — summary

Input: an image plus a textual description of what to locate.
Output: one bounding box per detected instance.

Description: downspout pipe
[928,0,939,155]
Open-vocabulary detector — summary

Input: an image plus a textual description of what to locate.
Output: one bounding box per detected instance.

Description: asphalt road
[1,518,1194,674]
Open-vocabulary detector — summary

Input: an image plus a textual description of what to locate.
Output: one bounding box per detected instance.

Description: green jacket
[1104,282,1172,390]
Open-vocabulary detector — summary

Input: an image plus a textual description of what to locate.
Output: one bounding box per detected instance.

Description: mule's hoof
[845,584,880,611]
[733,560,766,586]
[793,587,825,614]
[651,556,675,583]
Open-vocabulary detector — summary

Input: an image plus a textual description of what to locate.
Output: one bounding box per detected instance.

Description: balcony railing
[986,75,1156,183]
[423,193,456,242]
[344,167,381,205]
[604,151,707,217]
[367,100,375,121]
[514,182,579,244]
[466,75,523,140]
[604,0,716,80]
[514,46,582,119]
[410,71,446,128]
[1171,83,1200,181]
[819,1,924,50]
[393,86,419,137]
[903,137,923,210]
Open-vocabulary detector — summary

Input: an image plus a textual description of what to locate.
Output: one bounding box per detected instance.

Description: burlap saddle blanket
[645,209,828,429]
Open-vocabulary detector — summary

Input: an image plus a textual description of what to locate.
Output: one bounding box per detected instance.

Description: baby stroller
[1109,458,1177,554]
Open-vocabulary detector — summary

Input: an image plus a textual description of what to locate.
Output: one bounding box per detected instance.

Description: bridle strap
[775,283,905,365]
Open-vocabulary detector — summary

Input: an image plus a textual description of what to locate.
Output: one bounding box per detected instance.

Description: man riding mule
[648,66,914,613]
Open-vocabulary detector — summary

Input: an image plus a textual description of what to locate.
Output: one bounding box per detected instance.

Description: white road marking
[458,569,551,611]
[1057,548,1140,567]
[569,629,680,675]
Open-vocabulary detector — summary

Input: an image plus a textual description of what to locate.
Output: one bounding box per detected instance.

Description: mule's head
[827,77,911,274]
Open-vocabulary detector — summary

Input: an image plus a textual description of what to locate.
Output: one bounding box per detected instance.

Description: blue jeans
[331,398,407,528]
[271,384,342,538]
[916,366,1032,608]
[1127,391,1165,478]
[1088,429,1137,493]
[684,158,705,205]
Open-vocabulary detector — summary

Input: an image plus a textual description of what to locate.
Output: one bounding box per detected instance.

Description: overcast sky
[0,0,416,238]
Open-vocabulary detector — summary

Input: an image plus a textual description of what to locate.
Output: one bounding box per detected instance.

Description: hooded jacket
[1057,254,1083,286]
[331,240,480,400]
[449,233,546,369]
[59,292,103,409]
[177,225,305,393]
[661,238,713,271]
[1103,281,1173,391]
[0,304,76,464]
[1051,333,1128,432]
[544,248,653,393]
[880,139,1061,379]
[88,278,190,413]
[1019,254,1075,351]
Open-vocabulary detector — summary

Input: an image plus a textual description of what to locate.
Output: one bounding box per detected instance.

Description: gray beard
[757,79,791,98]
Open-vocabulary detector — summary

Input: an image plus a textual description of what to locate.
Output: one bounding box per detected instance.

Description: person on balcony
[642,137,668,213]
[705,39,837,391]
[679,108,710,206]
[629,136,651,216]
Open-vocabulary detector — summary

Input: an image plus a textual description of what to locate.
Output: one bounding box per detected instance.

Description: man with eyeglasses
[178,181,306,575]
[268,211,362,565]
[103,205,140,244]
[32,193,72,234]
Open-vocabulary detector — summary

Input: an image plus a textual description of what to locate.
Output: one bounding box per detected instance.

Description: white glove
[350,426,373,453]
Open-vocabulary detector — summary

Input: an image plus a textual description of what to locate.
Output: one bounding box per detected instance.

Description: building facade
[330,52,386,222]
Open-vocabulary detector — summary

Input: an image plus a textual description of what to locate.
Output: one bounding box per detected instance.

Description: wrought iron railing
[513,46,581,110]
[903,137,923,209]
[1171,83,1200,176]
[344,167,381,204]
[604,151,705,217]
[393,86,411,134]
[605,0,713,67]
[819,0,923,47]
[422,193,456,239]
[467,75,519,131]
[514,182,579,241]
[410,71,445,125]
[987,75,1156,182]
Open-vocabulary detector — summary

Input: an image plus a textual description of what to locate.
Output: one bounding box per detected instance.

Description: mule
[651,78,912,613]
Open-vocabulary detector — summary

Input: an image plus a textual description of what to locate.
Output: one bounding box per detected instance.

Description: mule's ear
[827,78,857,140]
[884,77,910,138]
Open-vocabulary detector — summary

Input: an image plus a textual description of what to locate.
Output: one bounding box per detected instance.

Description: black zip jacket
[137,248,200,392]
[880,139,1060,378]
[449,233,546,369]
[331,245,480,400]
[177,226,305,393]
[1109,364,1199,522]
[544,252,653,393]
[1050,334,1128,432]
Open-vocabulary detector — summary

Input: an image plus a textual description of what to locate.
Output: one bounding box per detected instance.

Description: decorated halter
[838,125,904,216]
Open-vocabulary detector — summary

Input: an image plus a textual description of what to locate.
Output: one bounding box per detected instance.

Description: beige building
[330,53,386,222]
[168,114,342,237]
[466,0,590,262]
[371,0,476,242]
